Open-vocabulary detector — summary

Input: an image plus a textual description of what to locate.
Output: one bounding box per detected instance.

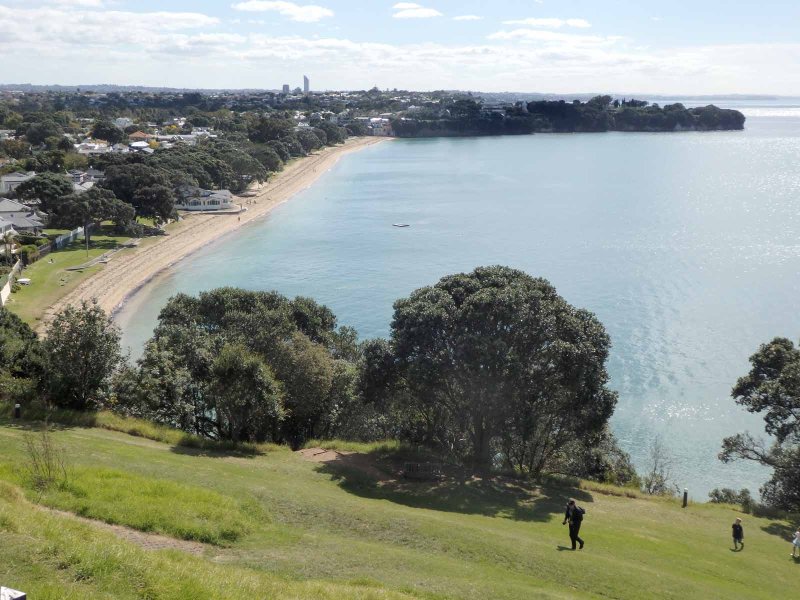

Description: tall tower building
[303,75,310,94]
[282,84,290,94]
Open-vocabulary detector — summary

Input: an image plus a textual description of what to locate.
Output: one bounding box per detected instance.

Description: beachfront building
[175,185,236,211]
[0,171,35,194]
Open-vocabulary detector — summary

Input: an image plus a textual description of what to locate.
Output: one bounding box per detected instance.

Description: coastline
[36,136,388,334]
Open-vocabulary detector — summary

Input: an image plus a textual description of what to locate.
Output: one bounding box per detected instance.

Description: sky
[1,0,799,95]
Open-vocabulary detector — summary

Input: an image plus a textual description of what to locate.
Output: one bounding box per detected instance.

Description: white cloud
[488,28,616,46]
[50,0,106,6]
[453,15,482,21]
[1,3,799,95]
[392,3,442,19]
[503,17,590,28]
[231,1,333,23]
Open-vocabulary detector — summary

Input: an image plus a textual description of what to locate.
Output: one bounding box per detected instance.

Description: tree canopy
[115,288,360,446]
[14,172,73,211]
[363,266,617,473]
[720,337,800,511]
[51,187,134,244]
[41,300,122,411]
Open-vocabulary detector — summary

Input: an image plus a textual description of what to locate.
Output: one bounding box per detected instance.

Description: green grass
[0,482,411,600]
[1,465,256,544]
[0,421,797,599]
[6,229,132,326]
[0,402,273,455]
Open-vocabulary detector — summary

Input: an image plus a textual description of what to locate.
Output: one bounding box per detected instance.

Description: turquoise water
[117,105,800,497]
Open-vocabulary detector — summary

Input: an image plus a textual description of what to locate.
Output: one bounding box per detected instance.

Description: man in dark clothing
[562,499,585,550]
[732,518,744,551]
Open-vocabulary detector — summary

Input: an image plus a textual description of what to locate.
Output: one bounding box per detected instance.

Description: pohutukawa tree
[720,337,800,511]
[363,266,618,474]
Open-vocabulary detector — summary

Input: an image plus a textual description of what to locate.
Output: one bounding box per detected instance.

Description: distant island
[391,96,746,137]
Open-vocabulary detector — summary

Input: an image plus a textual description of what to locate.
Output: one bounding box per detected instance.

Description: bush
[18,244,39,265]
[21,423,70,493]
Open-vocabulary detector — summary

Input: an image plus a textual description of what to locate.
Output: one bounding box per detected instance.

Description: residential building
[303,75,310,94]
[282,84,290,94]
[0,198,45,233]
[127,131,152,142]
[0,171,35,194]
[114,117,134,129]
[175,185,236,211]
[0,216,13,236]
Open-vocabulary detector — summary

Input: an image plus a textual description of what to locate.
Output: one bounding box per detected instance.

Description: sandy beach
[37,136,387,333]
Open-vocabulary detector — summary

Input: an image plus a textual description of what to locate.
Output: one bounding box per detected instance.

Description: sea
[116,98,800,498]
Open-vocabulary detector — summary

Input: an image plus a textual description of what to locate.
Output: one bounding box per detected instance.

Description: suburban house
[114,117,134,129]
[0,216,13,236]
[0,198,46,233]
[127,131,152,142]
[175,185,236,211]
[0,171,35,194]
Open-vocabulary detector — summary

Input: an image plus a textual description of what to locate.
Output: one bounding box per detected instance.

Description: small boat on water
[393,223,410,228]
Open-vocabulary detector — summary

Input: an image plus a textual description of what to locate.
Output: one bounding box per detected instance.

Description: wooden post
[682,488,688,508]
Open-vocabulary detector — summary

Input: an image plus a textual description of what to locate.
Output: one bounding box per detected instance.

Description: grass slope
[0,420,796,599]
[6,229,132,326]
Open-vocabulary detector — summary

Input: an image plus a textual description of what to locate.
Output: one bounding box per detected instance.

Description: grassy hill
[0,415,796,599]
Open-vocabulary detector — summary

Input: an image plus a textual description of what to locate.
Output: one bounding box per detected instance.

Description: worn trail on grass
[46,508,209,555]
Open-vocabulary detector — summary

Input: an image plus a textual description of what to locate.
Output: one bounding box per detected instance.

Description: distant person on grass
[562,499,585,550]
[732,518,744,551]
[792,528,800,558]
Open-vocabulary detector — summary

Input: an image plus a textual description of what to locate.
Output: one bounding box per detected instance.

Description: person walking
[562,499,585,550]
[791,527,800,558]
[732,518,744,551]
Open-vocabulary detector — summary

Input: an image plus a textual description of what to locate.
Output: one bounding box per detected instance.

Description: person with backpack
[562,499,585,550]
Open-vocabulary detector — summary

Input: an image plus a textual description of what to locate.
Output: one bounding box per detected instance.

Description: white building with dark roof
[175,186,236,211]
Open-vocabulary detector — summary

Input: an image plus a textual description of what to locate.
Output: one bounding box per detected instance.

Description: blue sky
[1,0,799,94]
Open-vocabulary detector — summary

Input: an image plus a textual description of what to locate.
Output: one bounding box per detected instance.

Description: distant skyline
[1,0,799,95]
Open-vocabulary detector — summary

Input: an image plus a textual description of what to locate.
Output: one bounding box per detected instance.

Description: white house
[175,186,236,211]
[0,171,35,194]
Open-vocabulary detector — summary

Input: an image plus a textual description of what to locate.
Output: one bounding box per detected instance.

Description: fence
[0,259,22,306]
[52,225,88,250]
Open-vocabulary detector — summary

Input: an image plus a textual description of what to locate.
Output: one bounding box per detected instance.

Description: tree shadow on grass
[314,458,592,523]
[761,522,796,542]
[169,444,261,459]
[169,436,263,459]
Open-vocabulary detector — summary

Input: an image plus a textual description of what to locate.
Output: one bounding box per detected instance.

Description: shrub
[18,244,39,264]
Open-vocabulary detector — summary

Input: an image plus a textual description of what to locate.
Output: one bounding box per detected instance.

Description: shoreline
[37,136,388,334]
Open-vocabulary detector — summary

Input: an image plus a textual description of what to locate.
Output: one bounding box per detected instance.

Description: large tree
[91,120,126,145]
[132,185,175,224]
[720,337,800,511]
[115,288,359,446]
[51,187,134,244]
[14,172,73,212]
[42,300,122,410]
[101,163,174,204]
[366,266,618,473]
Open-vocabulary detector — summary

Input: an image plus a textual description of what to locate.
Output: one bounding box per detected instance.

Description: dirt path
[46,508,208,555]
[298,447,393,482]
